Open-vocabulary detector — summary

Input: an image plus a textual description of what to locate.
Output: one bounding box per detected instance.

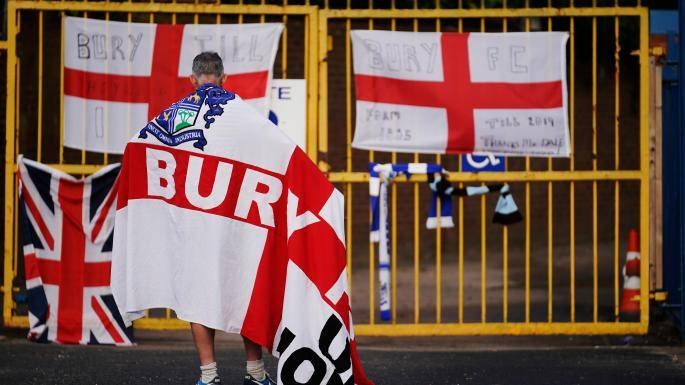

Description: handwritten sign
[473,108,567,156]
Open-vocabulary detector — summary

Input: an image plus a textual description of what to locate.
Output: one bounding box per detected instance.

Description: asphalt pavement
[2,328,685,385]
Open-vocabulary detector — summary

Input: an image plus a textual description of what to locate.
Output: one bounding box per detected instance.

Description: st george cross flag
[17,156,133,345]
[64,16,282,154]
[111,83,373,384]
[351,30,570,157]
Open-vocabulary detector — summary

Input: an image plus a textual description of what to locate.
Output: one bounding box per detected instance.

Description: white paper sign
[269,79,307,150]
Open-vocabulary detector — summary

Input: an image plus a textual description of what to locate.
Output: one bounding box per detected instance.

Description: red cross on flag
[351,30,570,157]
[18,156,132,345]
[63,16,282,154]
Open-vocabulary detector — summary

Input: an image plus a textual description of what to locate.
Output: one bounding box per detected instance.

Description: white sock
[246,359,265,381]
[200,361,218,383]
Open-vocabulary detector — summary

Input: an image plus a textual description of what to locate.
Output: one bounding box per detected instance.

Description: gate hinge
[631,47,667,57]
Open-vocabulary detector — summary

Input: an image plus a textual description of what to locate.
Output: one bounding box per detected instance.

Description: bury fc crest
[139,83,235,150]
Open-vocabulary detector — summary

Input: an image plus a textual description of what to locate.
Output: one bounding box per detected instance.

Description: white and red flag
[351,30,570,157]
[111,84,373,384]
[63,16,282,154]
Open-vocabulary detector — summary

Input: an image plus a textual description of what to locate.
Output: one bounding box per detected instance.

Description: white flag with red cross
[63,16,282,154]
[351,30,570,157]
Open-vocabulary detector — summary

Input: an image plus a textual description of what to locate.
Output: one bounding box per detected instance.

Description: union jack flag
[18,156,133,345]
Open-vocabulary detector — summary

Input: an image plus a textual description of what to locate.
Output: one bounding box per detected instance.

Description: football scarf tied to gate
[368,163,449,321]
[17,157,133,345]
[112,84,373,385]
[427,174,523,226]
[368,163,522,321]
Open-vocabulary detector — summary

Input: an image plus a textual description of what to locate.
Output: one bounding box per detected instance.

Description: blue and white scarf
[368,163,523,321]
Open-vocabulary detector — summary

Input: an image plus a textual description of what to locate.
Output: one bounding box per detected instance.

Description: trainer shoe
[243,373,276,385]
[196,377,221,385]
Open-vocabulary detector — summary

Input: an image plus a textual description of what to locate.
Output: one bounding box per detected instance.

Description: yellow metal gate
[318,3,650,336]
[2,0,651,336]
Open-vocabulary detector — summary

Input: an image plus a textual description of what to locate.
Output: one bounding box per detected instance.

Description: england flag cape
[111,83,372,385]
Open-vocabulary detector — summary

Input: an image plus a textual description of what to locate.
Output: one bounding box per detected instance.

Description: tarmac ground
[1,328,685,385]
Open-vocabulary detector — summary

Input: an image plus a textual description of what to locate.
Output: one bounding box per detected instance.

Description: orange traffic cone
[619,229,640,320]
[624,229,640,277]
[619,276,640,316]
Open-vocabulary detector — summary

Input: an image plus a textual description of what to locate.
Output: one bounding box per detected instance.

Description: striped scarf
[368,163,523,321]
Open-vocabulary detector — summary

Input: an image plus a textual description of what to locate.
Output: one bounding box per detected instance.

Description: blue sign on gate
[461,154,505,172]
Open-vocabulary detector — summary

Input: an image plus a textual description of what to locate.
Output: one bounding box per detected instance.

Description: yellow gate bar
[639,7,651,326]
[10,1,315,14]
[3,3,18,326]
[613,13,622,320]
[306,8,319,161]
[328,171,644,183]
[355,322,648,336]
[592,14,599,323]
[4,316,649,336]
[321,7,644,19]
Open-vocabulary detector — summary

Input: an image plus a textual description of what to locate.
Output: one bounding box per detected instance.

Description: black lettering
[420,42,438,73]
[365,39,383,69]
[194,35,212,53]
[403,44,420,72]
[77,33,90,59]
[385,43,401,71]
[219,35,227,61]
[325,371,352,385]
[278,87,291,100]
[249,34,264,61]
[93,34,107,59]
[487,47,499,70]
[233,35,246,62]
[280,348,327,385]
[276,328,296,355]
[510,45,527,73]
[128,33,143,62]
[111,36,125,60]
[318,316,352,385]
